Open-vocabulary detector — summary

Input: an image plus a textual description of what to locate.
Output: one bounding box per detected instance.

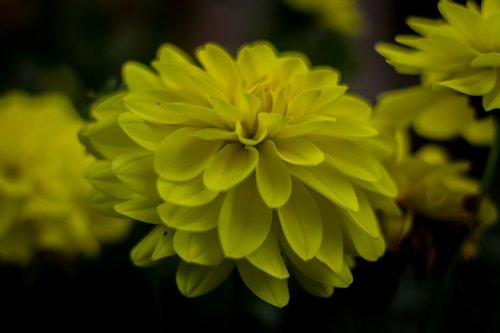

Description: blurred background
[2,0,500,332]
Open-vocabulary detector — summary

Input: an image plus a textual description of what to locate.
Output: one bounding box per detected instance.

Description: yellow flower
[375,85,495,146]
[82,41,397,307]
[373,92,498,259]
[376,0,500,111]
[284,0,365,37]
[0,91,132,265]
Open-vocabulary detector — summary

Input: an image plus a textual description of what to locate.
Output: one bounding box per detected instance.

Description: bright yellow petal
[203,143,258,191]
[118,112,173,151]
[219,177,272,258]
[246,227,289,279]
[277,179,322,260]
[122,61,163,90]
[157,175,219,207]
[256,140,292,208]
[288,163,359,211]
[112,152,158,197]
[155,127,223,182]
[157,196,222,232]
[130,225,172,266]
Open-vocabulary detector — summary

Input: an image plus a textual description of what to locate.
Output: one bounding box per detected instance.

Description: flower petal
[437,69,496,95]
[343,219,386,261]
[290,265,334,298]
[313,193,344,272]
[283,240,352,288]
[203,143,258,191]
[274,137,324,166]
[288,163,359,211]
[157,196,222,232]
[176,261,234,297]
[157,175,219,207]
[256,140,292,208]
[112,152,158,197]
[317,138,382,182]
[118,112,173,151]
[130,225,173,266]
[277,179,322,260]
[114,196,162,224]
[122,61,164,90]
[155,127,222,182]
[219,177,272,258]
[86,161,135,200]
[246,226,289,279]
[236,259,289,308]
[196,44,241,101]
[124,90,221,126]
[173,229,225,265]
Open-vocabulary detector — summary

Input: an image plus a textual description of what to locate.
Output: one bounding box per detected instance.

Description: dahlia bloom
[284,0,365,37]
[0,92,132,265]
[373,94,497,259]
[376,0,500,111]
[375,85,495,146]
[82,41,397,307]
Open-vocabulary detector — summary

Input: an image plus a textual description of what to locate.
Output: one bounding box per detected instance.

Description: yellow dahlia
[0,91,132,265]
[376,0,500,111]
[373,93,498,259]
[82,41,397,307]
[284,0,365,37]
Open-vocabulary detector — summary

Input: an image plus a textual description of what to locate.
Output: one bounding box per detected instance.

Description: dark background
[2,1,500,332]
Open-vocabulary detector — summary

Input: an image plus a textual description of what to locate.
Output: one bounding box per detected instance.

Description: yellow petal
[112,152,158,197]
[290,265,334,298]
[86,160,135,200]
[173,229,225,265]
[114,196,162,224]
[203,143,258,191]
[176,260,234,297]
[274,137,324,166]
[277,179,323,260]
[437,69,496,95]
[157,175,219,207]
[155,127,223,182]
[219,177,272,258]
[157,196,222,232]
[118,112,173,151]
[236,259,289,308]
[122,61,163,90]
[256,140,292,208]
[130,226,173,266]
[246,227,289,279]
[288,163,359,211]
[196,43,241,101]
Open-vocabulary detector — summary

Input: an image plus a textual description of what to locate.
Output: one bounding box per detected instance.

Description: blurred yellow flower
[82,41,397,307]
[373,92,498,260]
[376,0,500,111]
[375,85,495,146]
[284,0,365,36]
[0,91,132,265]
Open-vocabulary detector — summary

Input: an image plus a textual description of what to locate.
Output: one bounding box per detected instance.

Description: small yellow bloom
[376,0,500,111]
[82,41,397,307]
[0,92,132,265]
[284,0,365,37]
[373,92,498,259]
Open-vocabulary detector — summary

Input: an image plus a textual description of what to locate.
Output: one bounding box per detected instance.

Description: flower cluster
[81,41,397,307]
[0,92,132,265]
